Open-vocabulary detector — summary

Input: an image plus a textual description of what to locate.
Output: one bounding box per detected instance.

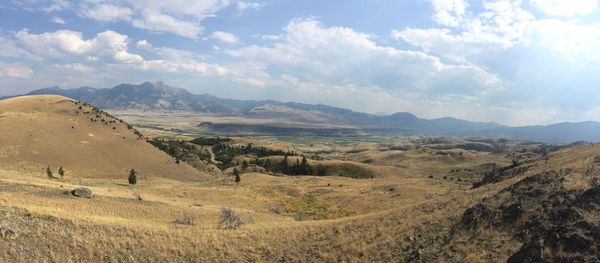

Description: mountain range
[11,81,600,142]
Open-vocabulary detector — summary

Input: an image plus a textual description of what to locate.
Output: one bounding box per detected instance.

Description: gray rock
[0,223,18,240]
[71,187,93,198]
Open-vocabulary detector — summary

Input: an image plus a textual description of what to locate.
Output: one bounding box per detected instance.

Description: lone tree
[128,169,137,185]
[58,166,64,179]
[233,168,241,184]
[46,166,53,179]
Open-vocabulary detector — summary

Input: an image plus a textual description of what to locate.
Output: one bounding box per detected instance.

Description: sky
[1,0,600,126]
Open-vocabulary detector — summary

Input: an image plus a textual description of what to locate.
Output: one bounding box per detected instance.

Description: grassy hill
[0,95,205,181]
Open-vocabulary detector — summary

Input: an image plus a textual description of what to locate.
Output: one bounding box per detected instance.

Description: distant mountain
[23,81,600,142]
[28,82,245,114]
[475,121,600,142]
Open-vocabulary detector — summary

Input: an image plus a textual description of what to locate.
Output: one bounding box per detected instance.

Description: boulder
[71,187,92,198]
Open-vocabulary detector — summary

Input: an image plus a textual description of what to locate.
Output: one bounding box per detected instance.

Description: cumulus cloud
[529,0,598,17]
[211,31,240,44]
[13,28,229,77]
[74,0,232,39]
[430,0,469,27]
[226,18,500,98]
[393,0,534,64]
[15,29,143,63]
[0,63,33,79]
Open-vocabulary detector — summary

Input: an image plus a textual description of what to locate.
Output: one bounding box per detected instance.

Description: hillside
[0,95,205,181]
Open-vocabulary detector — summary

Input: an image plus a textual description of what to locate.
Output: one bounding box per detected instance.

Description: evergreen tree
[281,154,289,173]
[264,158,271,171]
[46,166,53,179]
[300,156,311,175]
[58,166,64,179]
[233,168,241,184]
[242,160,249,170]
[128,169,137,185]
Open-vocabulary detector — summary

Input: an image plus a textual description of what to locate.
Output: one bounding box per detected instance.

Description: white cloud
[261,34,281,40]
[225,18,501,106]
[211,31,240,44]
[529,0,598,17]
[533,19,600,58]
[0,63,33,79]
[237,2,264,11]
[73,0,232,39]
[42,0,71,12]
[395,0,600,63]
[430,0,469,27]
[54,63,95,73]
[132,10,202,39]
[50,16,66,24]
[136,40,152,49]
[0,35,34,59]
[15,29,143,63]
[80,4,133,21]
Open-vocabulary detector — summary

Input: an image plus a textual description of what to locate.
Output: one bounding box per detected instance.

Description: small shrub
[294,211,307,221]
[58,166,64,179]
[269,206,283,215]
[133,192,143,201]
[174,213,195,225]
[217,207,243,230]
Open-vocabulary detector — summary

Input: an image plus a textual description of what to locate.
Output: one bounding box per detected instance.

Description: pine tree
[58,166,64,179]
[128,169,137,185]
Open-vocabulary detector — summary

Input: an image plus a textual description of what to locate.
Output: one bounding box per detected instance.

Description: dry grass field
[0,95,598,262]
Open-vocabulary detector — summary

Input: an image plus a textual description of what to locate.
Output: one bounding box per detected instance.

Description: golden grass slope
[0,95,205,181]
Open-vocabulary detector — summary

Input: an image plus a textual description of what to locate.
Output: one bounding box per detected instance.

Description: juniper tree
[128,169,137,185]
[233,168,241,184]
[46,167,53,179]
[58,166,64,179]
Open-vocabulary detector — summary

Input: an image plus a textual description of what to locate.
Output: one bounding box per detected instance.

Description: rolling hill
[0,95,206,181]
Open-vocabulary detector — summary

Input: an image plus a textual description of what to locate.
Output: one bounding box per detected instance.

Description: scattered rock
[0,223,18,240]
[71,187,93,198]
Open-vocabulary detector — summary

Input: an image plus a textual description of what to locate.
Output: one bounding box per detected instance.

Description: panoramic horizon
[16,79,600,128]
[3,1,600,262]
[1,0,599,126]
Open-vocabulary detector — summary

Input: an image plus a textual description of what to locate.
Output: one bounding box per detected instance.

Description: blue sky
[1,0,600,125]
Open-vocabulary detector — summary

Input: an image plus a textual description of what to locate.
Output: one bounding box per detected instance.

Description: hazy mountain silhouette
[20,81,600,142]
